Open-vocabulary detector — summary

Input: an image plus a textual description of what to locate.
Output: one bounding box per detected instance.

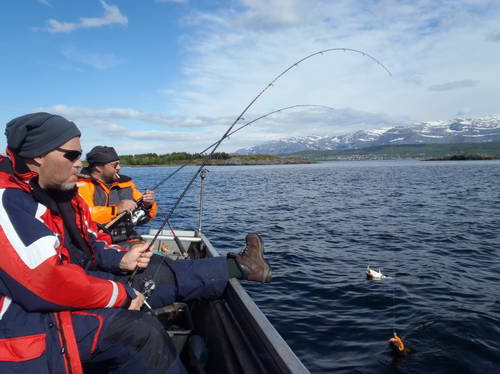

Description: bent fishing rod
[106,104,336,233]
[129,47,392,283]
[148,47,391,200]
[149,104,337,191]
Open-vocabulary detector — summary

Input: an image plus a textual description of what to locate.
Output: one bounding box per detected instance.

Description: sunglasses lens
[64,151,81,161]
[55,147,81,161]
[56,149,81,161]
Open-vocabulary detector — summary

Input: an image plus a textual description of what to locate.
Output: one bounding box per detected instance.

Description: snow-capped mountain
[235,115,500,155]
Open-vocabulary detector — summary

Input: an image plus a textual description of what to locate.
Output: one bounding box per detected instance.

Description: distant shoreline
[120,156,314,167]
[285,142,500,161]
[113,142,500,165]
[424,153,498,161]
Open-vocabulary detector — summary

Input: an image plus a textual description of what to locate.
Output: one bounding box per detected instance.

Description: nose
[74,159,83,168]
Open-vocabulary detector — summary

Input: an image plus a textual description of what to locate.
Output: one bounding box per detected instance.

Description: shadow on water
[126,160,500,373]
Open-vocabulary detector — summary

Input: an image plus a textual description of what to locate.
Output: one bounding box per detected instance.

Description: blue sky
[1,0,499,154]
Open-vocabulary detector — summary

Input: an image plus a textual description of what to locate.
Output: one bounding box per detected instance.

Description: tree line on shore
[117,152,310,166]
[119,152,231,165]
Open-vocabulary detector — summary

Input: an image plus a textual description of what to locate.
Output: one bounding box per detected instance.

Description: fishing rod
[149,104,337,191]
[129,48,392,283]
[107,104,335,233]
[152,48,391,228]
[148,47,391,192]
[126,105,335,282]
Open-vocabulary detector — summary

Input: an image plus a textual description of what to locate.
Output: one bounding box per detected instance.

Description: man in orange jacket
[77,146,157,244]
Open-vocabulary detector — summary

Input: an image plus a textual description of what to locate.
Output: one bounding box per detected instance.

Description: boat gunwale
[143,229,310,373]
[200,232,309,373]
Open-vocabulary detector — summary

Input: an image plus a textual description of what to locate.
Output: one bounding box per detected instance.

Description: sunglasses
[55,147,82,162]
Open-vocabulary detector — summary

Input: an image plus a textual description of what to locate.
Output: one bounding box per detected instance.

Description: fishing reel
[143,279,156,299]
[130,205,149,226]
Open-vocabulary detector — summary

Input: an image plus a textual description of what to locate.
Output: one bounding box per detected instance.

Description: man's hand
[142,190,155,207]
[118,199,137,214]
[128,289,145,311]
[119,243,152,271]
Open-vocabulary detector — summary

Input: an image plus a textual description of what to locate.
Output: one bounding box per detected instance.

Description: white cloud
[170,0,500,123]
[41,104,225,129]
[428,80,479,92]
[61,46,121,70]
[158,89,176,95]
[37,0,51,6]
[235,0,307,30]
[22,0,500,154]
[486,32,500,42]
[36,104,407,154]
[35,0,127,33]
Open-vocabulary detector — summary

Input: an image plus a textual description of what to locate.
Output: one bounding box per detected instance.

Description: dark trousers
[115,254,229,309]
[78,255,228,373]
[77,309,186,374]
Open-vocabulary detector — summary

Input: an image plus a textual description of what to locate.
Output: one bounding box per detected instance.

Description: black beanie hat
[86,146,119,166]
[5,112,81,158]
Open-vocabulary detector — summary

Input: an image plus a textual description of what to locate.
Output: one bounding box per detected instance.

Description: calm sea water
[126,160,500,374]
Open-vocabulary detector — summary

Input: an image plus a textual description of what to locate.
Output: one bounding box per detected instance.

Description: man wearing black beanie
[0,113,271,374]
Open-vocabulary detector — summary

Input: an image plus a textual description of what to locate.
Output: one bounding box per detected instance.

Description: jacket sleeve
[147,201,158,220]
[76,180,118,225]
[78,199,129,273]
[0,188,133,312]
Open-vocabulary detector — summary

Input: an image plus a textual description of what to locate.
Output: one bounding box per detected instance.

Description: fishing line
[153,48,391,225]
[389,143,400,338]
[392,278,396,335]
[123,105,334,284]
[113,105,337,233]
[149,104,336,191]
[131,48,392,284]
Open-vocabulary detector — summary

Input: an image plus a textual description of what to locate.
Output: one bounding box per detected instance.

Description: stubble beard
[60,181,76,191]
[104,172,119,184]
[59,174,77,191]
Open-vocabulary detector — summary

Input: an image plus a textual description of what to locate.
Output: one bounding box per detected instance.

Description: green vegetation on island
[286,142,500,161]
[118,152,312,166]
[424,153,495,161]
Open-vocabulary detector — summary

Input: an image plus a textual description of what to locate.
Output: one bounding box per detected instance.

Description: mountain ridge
[235,115,500,155]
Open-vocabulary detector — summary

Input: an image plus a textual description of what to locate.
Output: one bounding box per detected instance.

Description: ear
[32,156,44,166]
[27,157,42,168]
[95,165,104,174]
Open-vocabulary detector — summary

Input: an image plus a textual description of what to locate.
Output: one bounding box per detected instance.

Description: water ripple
[126,160,500,373]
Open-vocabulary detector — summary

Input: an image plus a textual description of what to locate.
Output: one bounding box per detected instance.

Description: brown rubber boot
[233,233,272,283]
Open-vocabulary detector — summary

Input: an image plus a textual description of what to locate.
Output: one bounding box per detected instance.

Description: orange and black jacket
[76,168,157,226]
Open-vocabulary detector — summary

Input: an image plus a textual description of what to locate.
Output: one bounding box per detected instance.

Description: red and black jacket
[0,149,135,373]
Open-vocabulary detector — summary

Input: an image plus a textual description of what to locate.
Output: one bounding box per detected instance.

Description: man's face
[97,160,121,184]
[36,137,83,191]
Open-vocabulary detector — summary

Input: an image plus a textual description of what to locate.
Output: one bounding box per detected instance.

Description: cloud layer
[428,79,479,92]
[35,0,127,33]
[14,0,500,155]
[168,0,500,123]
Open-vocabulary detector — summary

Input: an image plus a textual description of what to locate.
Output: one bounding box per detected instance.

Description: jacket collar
[0,148,38,192]
[5,147,38,182]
